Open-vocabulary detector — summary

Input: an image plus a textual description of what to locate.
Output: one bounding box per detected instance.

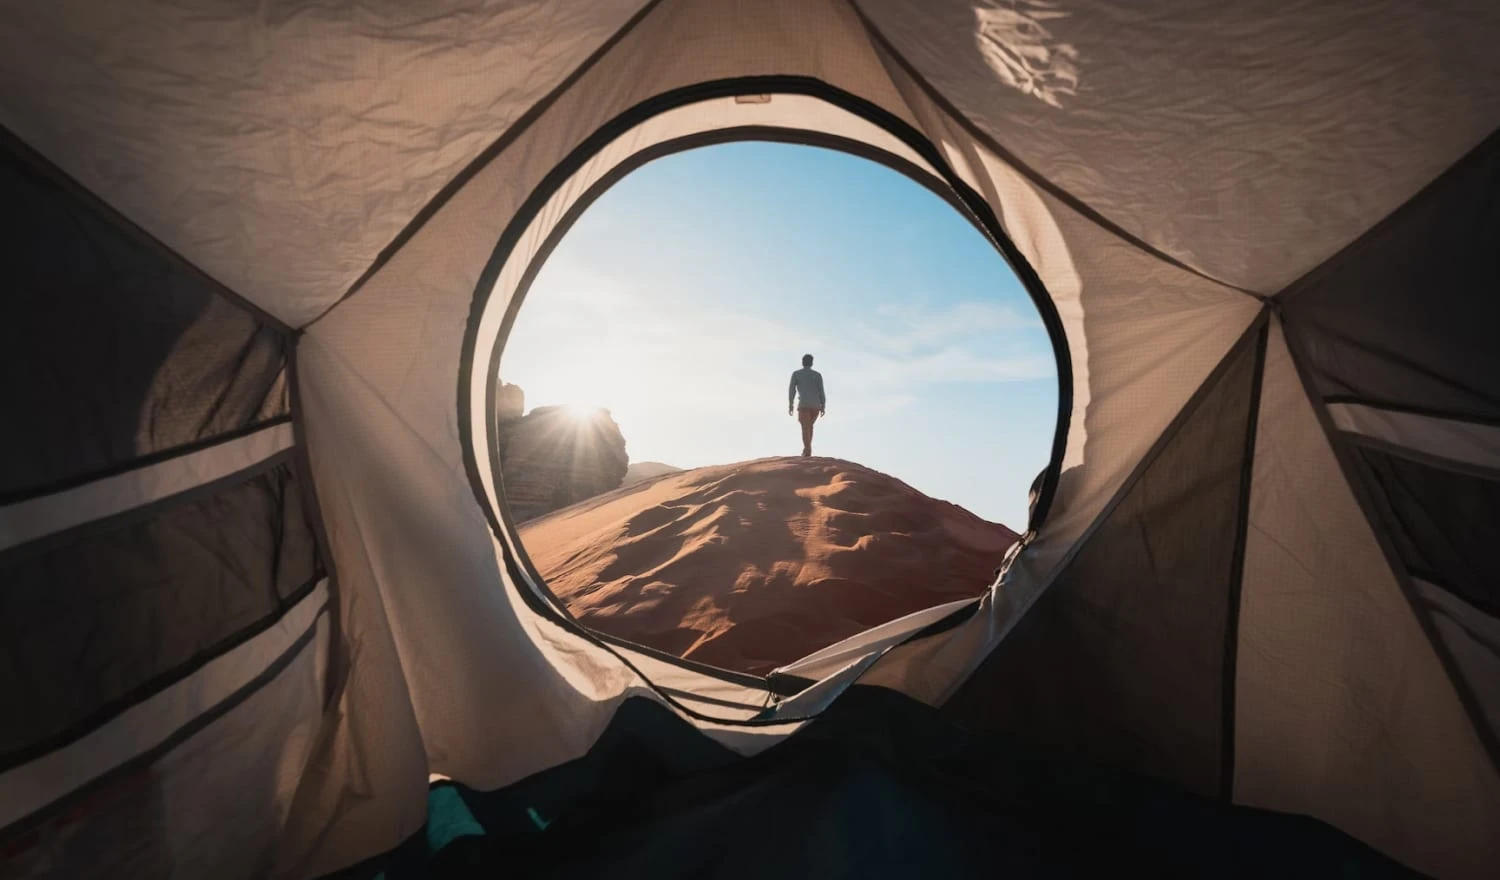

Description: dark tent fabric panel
[0,457,321,771]
[0,132,289,504]
[328,690,1417,879]
[1351,442,1500,618]
[1280,129,1500,423]
[940,323,1265,799]
[1414,581,1500,758]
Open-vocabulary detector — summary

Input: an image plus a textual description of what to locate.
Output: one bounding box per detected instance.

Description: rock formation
[497,401,629,523]
[495,381,525,423]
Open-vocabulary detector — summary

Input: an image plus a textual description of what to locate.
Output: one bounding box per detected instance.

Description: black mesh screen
[1353,443,1500,618]
[1282,132,1500,422]
[0,459,321,770]
[0,134,289,503]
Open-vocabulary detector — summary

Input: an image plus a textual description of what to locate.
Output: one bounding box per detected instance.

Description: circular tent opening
[460,82,1070,721]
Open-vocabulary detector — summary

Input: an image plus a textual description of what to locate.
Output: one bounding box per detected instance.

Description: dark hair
[802,353,814,367]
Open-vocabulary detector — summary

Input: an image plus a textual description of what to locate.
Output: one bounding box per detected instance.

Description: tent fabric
[0,422,297,553]
[1415,580,1500,750]
[1328,403,1500,473]
[1233,323,1500,879]
[940,319,1266,800]
[853,0,1500,295]
[337,690,1419,880]
[0,580,328,832]
[0,0,651,326]
[0,133,290,504]
[1279,130,1500,423]
[3,0,1498,877]
[3,609,330,880]
[0,455,321,768]
[1353,443,1500,616]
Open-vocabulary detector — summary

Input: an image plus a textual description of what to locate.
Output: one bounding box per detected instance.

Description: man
[787,353,826,457]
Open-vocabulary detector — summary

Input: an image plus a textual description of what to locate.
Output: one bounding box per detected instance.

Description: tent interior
[2,0,1497,877]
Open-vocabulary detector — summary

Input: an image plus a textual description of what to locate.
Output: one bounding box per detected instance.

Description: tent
[2,0,1496,876]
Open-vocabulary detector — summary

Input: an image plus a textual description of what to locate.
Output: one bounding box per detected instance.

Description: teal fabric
[426,786,485,853]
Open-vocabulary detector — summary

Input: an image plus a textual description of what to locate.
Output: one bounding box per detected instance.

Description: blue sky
[501,142,1057,529]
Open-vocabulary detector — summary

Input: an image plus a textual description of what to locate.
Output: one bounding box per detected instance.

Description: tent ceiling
[855,0,1500,295]
[4,1,1496,323]
[0,0,648,326]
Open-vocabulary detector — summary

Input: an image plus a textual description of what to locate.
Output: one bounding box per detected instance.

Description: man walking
[788,353,826,457]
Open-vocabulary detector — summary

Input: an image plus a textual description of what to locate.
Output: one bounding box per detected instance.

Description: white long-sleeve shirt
[788,367,826,410]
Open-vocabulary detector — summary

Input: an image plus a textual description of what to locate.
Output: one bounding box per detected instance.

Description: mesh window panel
[942,325,1264,798]
[0,137,288,504]
[0,460,320,770]
[1282,133,1500,422]
[1354,443,1500,618]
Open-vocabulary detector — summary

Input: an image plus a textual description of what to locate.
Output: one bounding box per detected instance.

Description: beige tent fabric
[855,0,1500,295]
[6,613,329,879]
[288,0,914,871]
[0,0,648,326]
[1328,403,1500,473]
[869,40,1262,585]
[860,48,1259,706]
[4,0,1494,876]
[1234,321,1500,879]
[291,0,1277,864]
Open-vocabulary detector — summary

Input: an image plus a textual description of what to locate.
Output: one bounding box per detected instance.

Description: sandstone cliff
[497,399,629,522]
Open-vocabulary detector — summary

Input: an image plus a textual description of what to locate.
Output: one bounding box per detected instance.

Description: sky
[501,142,1057,529]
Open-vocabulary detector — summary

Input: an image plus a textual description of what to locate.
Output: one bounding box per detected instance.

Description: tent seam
[843,0,1269,304]
[927,311,1268,711]
[0,602,329,842]
[0,414,295,508]
[0,448,297,568]
[1276,315,1500,779]
[1220,320,1269,801]
[0,126,295,336]
[1274,125,1500,306]
[286,338,346,711]
[302,0,671,331]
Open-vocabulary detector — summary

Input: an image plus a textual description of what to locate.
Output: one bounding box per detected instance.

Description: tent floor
[328,687,1417,879]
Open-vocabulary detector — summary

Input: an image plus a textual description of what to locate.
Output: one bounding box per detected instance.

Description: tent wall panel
[2,0,1494,876]
[1352,442,1500,616]
[1,612,328,880]
[0,459,321,773]
[854,0,1500,294]
[1233,321,1500,880]
[1280,130,1500,421]
[856,49,1261,710]
[865,33,1264,582]
[1414,580,1500,754]
[0,134,289,504]
[0,0,651,326]
[288,0,936,871]
[0,581,327,831]
[939,320,1263,798]
[0,422,296,553]
[1329,403,1500,473]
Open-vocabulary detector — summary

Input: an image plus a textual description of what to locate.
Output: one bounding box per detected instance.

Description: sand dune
[519,457,1019,675]
[622,460,684,487]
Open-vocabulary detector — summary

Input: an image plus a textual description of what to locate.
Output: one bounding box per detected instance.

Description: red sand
[519,457,1019,676]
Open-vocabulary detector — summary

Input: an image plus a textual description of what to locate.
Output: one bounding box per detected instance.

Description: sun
[562,403,600,421]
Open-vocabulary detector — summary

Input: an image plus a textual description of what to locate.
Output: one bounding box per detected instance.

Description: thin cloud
[857,300,1041,355]
[507,260,1054,425]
